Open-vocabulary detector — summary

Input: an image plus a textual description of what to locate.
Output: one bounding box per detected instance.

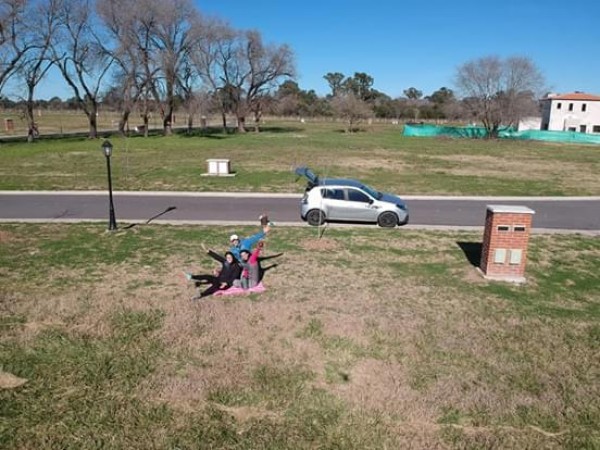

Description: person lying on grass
[238,241,263,290]
[228,215,272,261]
[186,250,240,300]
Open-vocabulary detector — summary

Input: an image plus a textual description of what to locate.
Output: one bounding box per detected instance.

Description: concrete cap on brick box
[486,205,535,214]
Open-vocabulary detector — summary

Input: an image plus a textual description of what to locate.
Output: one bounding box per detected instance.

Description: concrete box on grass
[202,159,235,177]
[480,205,535,283]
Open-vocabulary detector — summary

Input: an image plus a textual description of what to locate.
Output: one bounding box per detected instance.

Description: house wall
[541,99,600,133]
[517,116,542,131]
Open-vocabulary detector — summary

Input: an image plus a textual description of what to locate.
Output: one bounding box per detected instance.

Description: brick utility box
[480,205,535,283]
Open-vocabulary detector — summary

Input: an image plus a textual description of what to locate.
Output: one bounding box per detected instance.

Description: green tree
[403,87,423,100]
[323,72,344,97]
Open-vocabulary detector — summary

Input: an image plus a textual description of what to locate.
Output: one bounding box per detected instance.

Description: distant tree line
[0,0,545,140]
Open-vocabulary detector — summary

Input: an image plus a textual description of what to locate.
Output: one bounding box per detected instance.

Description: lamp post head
[102,139,113,157]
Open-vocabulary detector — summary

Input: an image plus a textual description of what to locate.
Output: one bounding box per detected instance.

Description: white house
[540,92,600,133]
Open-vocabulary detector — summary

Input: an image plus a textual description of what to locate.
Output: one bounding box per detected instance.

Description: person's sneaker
[183,271,193,282]
[190,294,202,301]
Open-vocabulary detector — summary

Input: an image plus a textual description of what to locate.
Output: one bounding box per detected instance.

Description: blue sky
[33,0,600,100]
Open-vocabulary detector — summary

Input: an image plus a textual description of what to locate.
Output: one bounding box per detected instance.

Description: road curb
[2,191,600,201]
[1,218,598,235]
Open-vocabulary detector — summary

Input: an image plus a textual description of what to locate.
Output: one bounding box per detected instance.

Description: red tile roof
[547,92,600,101]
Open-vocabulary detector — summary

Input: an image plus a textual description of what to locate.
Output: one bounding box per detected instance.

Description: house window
[568,103,574,111]
[568,127,576,132]
[556,102,562,109]
[580,125,587,133]
[582,103,587,112]
[497,225,510,232]
[593,125,600,133]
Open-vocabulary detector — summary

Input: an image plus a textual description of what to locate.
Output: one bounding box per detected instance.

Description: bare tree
[96,0,147,136]
[17,0,59,142]
[190,17,236,132]
[0,0,34,94]
[193,24,294,133]
[330,92,373,133]
[244,31,295,132]
[455,55,544,137]
[52,0,114,138]
[178,59,211,133]
[140,0,198,135]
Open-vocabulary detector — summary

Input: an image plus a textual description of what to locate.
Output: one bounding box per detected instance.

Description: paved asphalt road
[1,192,599,231]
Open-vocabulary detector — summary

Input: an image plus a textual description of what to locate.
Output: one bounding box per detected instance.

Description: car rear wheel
[378,211,398,228]
[306,209,326,226]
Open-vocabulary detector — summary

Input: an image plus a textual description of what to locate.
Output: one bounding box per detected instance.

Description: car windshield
[361,183,382,199]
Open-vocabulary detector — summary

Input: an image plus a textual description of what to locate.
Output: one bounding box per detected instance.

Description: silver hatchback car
[295,167,409,228]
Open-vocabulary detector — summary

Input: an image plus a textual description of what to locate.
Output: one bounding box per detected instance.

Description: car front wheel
[306,209,326,226]
[377,211,398,228]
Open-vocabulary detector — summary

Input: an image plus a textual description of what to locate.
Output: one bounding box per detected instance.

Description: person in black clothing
[186,250,241,300]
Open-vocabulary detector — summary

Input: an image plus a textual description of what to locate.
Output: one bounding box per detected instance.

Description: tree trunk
[163,112,173,136]
[163,79,174,136]
[118,110,130,137]
[143,114,149,138]
[25,95,36,143]
[236,115,246,133]
[187,113,193,134]
[221,111,227,132]
[88,104,98,139]
[489,124,500,139]
[253,105,262,133]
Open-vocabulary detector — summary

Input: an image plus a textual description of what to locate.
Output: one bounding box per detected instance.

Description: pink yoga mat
[213,282,266,296]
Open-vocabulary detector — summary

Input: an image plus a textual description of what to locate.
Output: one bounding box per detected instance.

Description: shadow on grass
[256,126,305,133]
[122,206,177,230]
[176,127,232,138]
[457,241,482,267]
[175,125,305,137]
[334,128,369,134]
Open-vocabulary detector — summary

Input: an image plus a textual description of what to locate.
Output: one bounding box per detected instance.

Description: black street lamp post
[102,139,117,231]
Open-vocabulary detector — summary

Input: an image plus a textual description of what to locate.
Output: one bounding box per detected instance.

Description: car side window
[347,189,371,203]
[322,188,344,200]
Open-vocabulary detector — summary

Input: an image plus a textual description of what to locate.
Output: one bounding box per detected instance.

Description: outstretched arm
[241,230,266,249]
[249,246,261,265]
[207,249,226,264]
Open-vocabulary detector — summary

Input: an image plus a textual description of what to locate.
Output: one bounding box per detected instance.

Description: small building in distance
[540,92,600,133]
[517,116,542,131]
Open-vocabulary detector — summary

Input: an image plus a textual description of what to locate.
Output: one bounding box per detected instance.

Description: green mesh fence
[403,124,600,145]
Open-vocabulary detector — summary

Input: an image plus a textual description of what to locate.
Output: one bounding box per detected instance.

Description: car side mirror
[368,198,374,204]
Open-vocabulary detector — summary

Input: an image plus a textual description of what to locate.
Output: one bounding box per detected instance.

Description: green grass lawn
[1,120,599,195]
[1,223,598,448]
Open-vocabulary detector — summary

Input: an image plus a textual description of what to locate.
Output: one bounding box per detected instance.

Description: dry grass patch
[0,371,28,389]
[300,236,341,251]
[2,224,598,449]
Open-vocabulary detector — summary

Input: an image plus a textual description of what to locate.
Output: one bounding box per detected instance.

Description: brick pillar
[480,205,535,283]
